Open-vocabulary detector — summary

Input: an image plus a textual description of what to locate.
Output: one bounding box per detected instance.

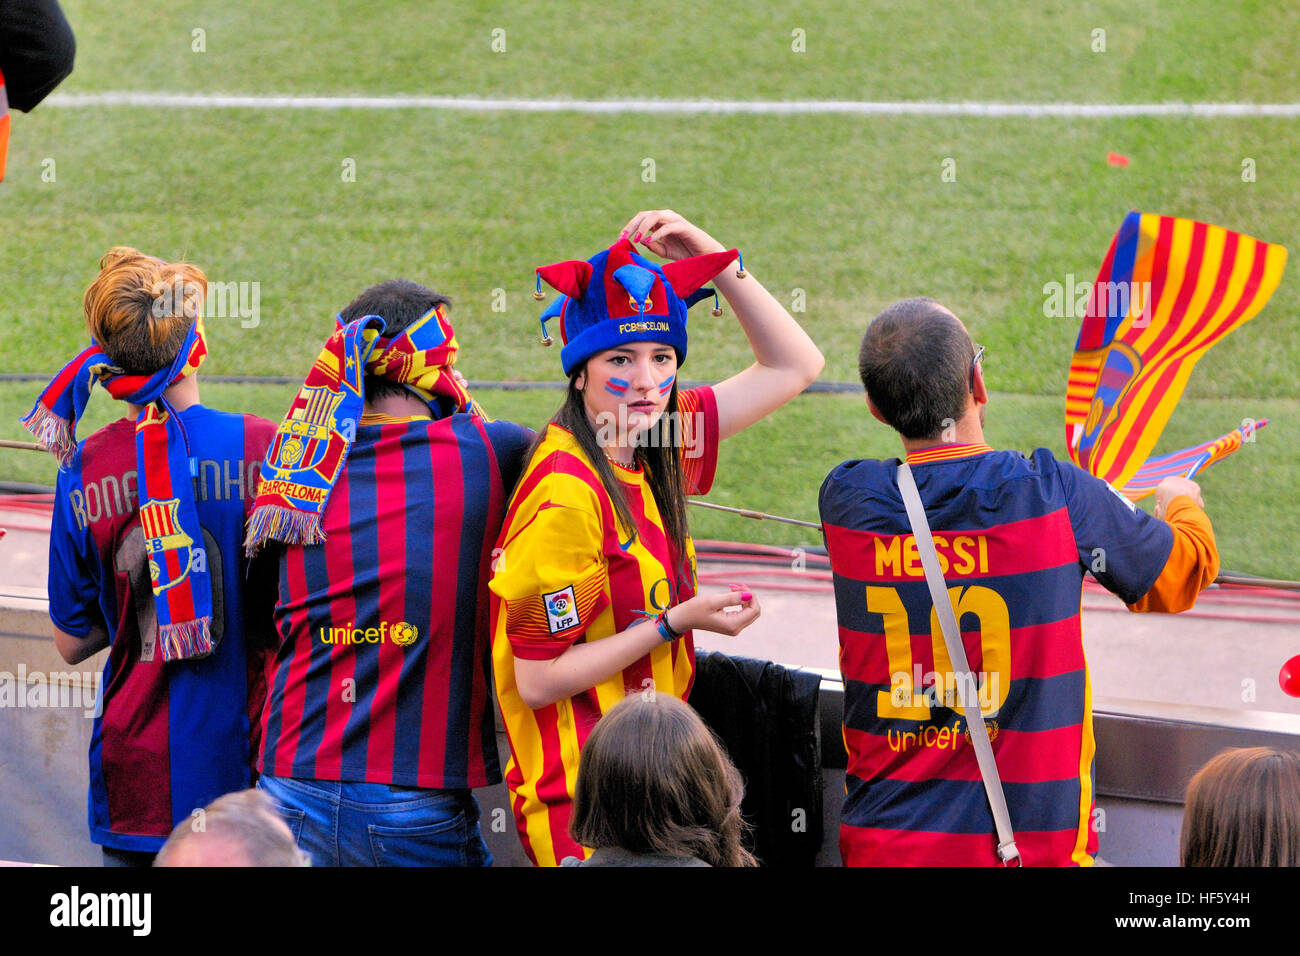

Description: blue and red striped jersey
[258,412,533,789]
[48,406,277,852]
[819,443,1174,866]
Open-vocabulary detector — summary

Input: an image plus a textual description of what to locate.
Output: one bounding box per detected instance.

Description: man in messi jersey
[819,297,1219,866]
[253,280,533,866]
[39,247,278,866]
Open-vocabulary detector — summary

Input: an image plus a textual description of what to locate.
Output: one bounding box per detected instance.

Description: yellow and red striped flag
[1065,211,1286,491]
[1121,419,1268,501]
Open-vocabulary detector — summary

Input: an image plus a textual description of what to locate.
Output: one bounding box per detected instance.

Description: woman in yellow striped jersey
[489,209,823,866]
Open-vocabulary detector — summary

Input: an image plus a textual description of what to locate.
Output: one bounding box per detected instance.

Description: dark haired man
[247,280,533,866]
[820,297,1218,866]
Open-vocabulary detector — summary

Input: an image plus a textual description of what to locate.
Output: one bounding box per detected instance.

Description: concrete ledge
[4,595,1298,866]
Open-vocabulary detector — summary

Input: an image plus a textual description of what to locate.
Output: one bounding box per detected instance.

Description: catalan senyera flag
[1066,211,1287,492]
[1121,419,1269,500]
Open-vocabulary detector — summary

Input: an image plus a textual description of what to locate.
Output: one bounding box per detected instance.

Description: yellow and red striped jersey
[489,387,718,866]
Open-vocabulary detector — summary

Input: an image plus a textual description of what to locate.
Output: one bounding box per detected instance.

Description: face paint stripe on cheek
[605,377,630,397]
[657,374,675,396]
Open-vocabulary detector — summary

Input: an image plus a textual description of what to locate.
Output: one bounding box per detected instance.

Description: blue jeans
[257,774,491,867]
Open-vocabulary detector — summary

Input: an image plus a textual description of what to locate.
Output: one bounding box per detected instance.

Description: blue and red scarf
[23,320,215,661]
[245,305,477,552]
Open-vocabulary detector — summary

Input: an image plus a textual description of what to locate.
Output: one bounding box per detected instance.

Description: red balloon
[1280,656,1300,698]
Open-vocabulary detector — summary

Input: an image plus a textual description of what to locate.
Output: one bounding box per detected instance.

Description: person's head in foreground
[568,692,757,867]
[85,245,207,376]
[155,789,310,867]
[1180,746,1300,867]
[858,296,986,443]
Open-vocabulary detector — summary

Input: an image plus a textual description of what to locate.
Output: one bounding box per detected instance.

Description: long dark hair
[1181,747,1300,867]
[524,367,691,569]
[570,693,757,867]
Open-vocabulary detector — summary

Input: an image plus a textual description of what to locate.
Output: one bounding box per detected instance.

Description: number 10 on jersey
[866,584,1011,720]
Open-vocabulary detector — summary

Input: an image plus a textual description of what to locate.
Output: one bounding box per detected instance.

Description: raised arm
[622,210,825,441]
[1127,477,1219,613]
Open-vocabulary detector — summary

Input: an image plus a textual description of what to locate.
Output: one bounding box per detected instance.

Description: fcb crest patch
[544,586,579,634]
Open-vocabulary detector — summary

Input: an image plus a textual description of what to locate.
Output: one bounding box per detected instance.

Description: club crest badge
[139,498,196,591]
[267,386,344,476]
[390,621,419,646]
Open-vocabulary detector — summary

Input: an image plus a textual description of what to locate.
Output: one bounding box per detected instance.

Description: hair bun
[97,246,155,271]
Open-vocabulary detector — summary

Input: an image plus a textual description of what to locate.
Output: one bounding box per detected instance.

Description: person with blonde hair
[563,692,756,867]
[1181,746,1300,867]
[27,247,278,866]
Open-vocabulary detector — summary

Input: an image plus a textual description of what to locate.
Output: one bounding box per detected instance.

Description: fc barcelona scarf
[245,305,477,552]
[23,320,215,661]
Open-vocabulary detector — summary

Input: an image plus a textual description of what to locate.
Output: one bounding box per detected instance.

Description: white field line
[43,93,1300,117]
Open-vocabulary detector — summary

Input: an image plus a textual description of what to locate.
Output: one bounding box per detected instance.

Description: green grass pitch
[2,0,1297,577]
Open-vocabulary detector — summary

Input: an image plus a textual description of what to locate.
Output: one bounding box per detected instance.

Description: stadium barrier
[4,588,1299,866]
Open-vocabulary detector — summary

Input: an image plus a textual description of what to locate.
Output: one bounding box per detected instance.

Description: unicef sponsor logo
[318,621,420,646]
[390,622,419,646]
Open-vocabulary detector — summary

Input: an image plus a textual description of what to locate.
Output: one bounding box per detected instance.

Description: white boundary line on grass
[43,93,1300,117]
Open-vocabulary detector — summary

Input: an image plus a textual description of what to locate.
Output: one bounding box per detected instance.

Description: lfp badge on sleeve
[544,586,578,634]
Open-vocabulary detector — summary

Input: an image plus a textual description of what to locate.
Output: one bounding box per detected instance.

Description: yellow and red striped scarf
[245,305,478,551]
